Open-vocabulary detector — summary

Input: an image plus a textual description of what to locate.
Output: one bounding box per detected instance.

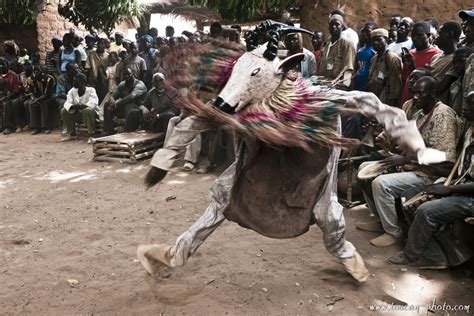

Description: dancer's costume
[137,25,445,282]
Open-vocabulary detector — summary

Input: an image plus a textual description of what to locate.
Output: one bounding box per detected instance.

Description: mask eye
[251,67,261,76]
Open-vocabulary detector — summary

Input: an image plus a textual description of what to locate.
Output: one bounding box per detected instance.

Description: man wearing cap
[368,28,403,107]
[283,32,316,78]
[459,9,474,114]
[125,72,180,133]
[329,9,358,51]
[459,8,474,49]
[316,13,355,89]
[139,35,159,89]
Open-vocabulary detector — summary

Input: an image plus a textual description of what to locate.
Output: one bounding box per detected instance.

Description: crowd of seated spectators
[1,8,474,270]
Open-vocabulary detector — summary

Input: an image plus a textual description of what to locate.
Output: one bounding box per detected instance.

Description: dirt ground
[1,131,473,315]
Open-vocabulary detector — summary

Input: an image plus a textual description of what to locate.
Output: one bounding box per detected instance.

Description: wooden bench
[75,118,126,136]
[92,131,165,163]
[75,120,104,136]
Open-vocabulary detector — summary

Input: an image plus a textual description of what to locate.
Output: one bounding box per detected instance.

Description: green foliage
[188,0,298,22]
[0,0,36,25]
[58,0,143,33]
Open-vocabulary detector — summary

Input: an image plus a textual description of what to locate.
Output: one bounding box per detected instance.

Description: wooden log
[131,141,163,154]
[93,143,130,150]
[134,149,158,160]
[94,148,132,157]
[93,156,135,163]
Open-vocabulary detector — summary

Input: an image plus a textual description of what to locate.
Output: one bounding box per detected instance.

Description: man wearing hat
[125,72,180,133]
[459,8,474,49]
[139,35,159,89]
[329,9,359,51]
[367,28,403,107]
[316,13,356,89]
[459,9,474,114]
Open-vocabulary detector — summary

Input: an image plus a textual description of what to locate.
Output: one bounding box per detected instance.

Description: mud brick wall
[35,0,87,61]
[0,0,86,61]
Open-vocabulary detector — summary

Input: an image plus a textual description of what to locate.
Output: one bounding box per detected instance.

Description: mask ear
[276,53,305,73]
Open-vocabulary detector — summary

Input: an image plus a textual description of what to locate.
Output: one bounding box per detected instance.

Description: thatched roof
[139,0,300,25]
[141,0,221,22]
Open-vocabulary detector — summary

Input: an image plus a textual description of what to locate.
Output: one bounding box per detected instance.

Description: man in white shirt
[60,72,99,143]
[388,17,414,57]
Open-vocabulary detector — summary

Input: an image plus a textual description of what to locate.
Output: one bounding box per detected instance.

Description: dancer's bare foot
[137,244,174,275]
[341,251,369,283]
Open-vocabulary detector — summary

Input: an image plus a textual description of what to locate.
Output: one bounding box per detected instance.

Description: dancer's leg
[313,118,368,282]
[172,201,225,266]
[137,201,225,274]
[313,143,356,259]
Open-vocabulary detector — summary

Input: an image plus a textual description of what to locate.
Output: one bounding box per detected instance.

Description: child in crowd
[98,52,119,120]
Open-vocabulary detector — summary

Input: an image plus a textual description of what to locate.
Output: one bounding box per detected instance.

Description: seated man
[389,91,474,268]
[1,58,23,134]
[55,62,78,133]
[358,76,461,247]
[60,73,99,143]
[401,67,431,120]
[125,72,180,133]
[27,65,56,135]
[103,67,147,135]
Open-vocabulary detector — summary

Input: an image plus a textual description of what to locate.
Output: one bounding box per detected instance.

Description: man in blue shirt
[353,22,377,91]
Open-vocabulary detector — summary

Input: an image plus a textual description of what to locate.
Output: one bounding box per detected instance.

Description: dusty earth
[1,131,473,315]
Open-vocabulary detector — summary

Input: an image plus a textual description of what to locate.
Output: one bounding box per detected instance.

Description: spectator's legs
[103,103,116,135]
[60,108,80,135]
[56,98,67,133]
[29,100,41,131]
[40,99,53,131]
[3,100,15,133]
[124,108,143,132]
[371,172,431,238]
[21,97,30,128]
[12,97,26,130]
[82,107,96,136]
[151,113,175,132]
[358,161,379,216]
[404,196,474,262]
